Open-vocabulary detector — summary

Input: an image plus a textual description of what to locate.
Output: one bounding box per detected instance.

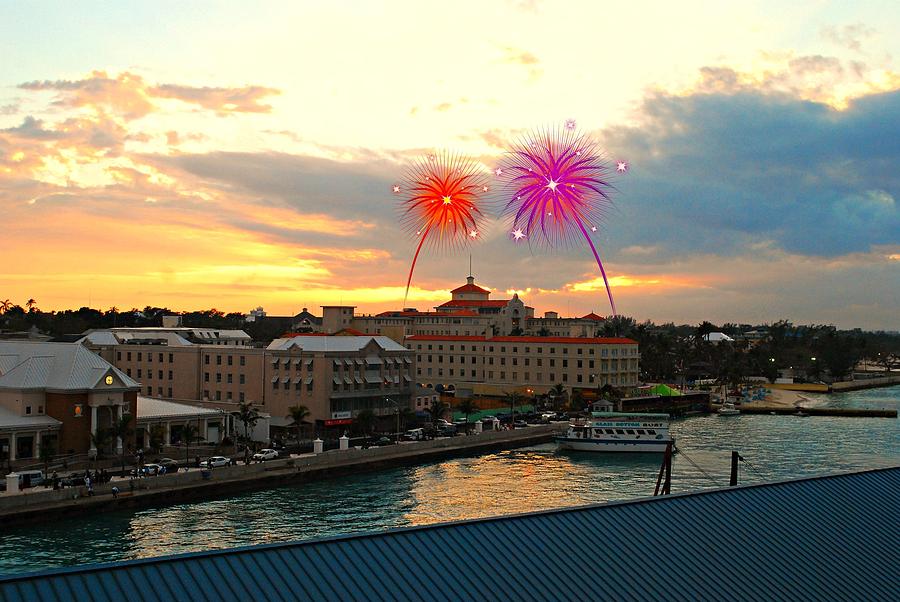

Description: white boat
[556,412,673,453]
[717,401,740,416]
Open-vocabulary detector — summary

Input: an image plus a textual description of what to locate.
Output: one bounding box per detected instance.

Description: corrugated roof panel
[1,469,898,601]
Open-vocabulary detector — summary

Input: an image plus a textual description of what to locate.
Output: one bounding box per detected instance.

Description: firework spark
[495,125,622,315]
[397,152,489,304]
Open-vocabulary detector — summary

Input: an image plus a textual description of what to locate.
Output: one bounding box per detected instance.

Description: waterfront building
[134,396,229,450]
[406,335,640,395]
[4,467,895,601]
[266,335,414,428]
[336,274,612,341]
[0,341,140,461]
[79,330,414,429]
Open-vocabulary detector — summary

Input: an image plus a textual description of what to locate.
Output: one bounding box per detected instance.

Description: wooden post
[730,450,739,486]
[663,443,672,495]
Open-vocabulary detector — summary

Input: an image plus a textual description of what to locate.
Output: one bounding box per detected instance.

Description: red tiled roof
[450,283,490,294]
[374,310,480,318]
[406,335,637,345]
[580,312,606,321]
[437,300,510,308]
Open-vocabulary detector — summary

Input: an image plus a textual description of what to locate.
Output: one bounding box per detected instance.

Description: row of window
[126,368,174,380]
[416,367,634,384]
[203,372,247,385]
[416,355,632,369]
[204,354,247,366]
[411,344,636,357]
[119,351,175,363]
[202,390,247,402]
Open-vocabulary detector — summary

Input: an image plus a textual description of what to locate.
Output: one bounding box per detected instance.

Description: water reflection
[1,386,897,576]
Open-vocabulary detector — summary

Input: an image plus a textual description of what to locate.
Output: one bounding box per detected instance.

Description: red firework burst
[394,152,489,303]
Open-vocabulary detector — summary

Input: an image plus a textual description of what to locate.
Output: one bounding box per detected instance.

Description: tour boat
[556,412,673,453]
[717,401,740,416]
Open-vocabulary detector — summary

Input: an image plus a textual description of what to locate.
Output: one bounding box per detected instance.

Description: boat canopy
[591,412,670,419]
[648,384,682,396]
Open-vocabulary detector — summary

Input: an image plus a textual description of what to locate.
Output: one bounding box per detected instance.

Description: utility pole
[730,450,739,486]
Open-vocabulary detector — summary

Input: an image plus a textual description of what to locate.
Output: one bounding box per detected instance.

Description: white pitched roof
[267,335,409,353]
[136,396,224,420]
[0,405,62,430]
[0,342,139,391]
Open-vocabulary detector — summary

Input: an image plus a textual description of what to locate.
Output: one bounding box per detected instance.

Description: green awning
[648,384,682,396]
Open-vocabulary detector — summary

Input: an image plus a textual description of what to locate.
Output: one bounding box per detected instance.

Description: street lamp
[384,396,400,442]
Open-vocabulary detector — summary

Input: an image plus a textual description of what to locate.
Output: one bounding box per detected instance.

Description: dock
[0,425,567,528]
[738,405,897,418]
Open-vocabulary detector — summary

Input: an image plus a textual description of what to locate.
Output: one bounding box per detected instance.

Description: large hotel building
[65,274,637,427]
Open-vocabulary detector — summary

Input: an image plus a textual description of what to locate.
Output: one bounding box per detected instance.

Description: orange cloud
[18,70,280,120]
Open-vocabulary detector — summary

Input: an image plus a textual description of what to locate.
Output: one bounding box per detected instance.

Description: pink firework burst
[396,151,489,304]
[496,125,621,315]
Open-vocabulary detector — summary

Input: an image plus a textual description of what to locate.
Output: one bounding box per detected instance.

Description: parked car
[437,425,458,437]
[402,428,425,441]
[157,458,179,472]
[435,419,454,429]
[513,420,528,429]
[371,436,394,447]
[206,456,230,468]
[252,449,279,461]
[132,463,162,476]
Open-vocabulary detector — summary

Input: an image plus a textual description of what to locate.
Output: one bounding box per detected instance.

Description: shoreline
[0,425,565,529]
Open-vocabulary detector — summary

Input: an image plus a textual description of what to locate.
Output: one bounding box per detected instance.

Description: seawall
[0,425,566,528]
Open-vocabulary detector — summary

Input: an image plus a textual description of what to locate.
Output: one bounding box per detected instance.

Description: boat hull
[555,437,672,453]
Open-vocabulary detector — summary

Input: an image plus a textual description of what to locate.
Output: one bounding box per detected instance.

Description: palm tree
[108,306,119,327]
[90,429,111,459]
[0,299,11,314]
[182,423,199,466]
[237,401,260,444]
[110,413,134,475]
[550,383,566,411]
[39,437,55,475]
[504,391,522,426]
[428,398,447,427]
[399,407,416,431]
[456,398,479,425]
[287,405,310,445]
[149,424,166,454]
[25,298,36,313]
[354,409,376,437]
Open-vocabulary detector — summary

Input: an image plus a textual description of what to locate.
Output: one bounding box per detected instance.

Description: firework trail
[394,152,490,306]
[495,124,623,315]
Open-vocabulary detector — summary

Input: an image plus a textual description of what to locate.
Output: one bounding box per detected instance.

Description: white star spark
[442,196,452,205]
[565,118,576,130]
[512,228,526,241]
[469,229,478,238]
[392,185,400,193]
[591,226,597,232]
[546,179,559,192]
[482,185,489,192]
[494,167,503,176]
[616,161,628,173]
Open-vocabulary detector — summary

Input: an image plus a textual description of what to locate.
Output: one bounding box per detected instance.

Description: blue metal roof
[2,467,898,601]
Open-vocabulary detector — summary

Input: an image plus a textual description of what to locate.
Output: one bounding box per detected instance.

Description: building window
[216,373,222,383]
[590,360,595,369]
[577,374,583,383]
[216,355,222,365]
[562,374,568,382]
[137,369,142,378]
[204,372,210,382]
[127,368,132,376]
[148,353,152,363]
[137,352,142,361]
[563,348,568,355]
[549,348,554,354]
[239,392,245,402]
[525,372,530,380]
[204,354,209,364]
[537,359,542,367]
[169,353,174,363]
[500,372,505,379]
[227,374,233,384]
[116,351,121,361]
[25,406,31,415]
[167,387,173,397]
[158,370,163,379]
[240,355,246,366]
[549,359,555,367]
[227,355,233,366]
[126,352,132,362]
[215,391,221,400]
[240,374,245,385]
[488,371,494,378]
[146,386,152,394]
[168,370,173,380]
[562,360,568,368]
[577,348,583,355]
[550,374,555,382]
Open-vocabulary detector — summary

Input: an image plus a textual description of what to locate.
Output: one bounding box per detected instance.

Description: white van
[402,428,425,442]
[17,470,44,488]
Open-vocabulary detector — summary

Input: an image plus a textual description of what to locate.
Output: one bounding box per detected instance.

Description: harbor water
[1,386,897,576]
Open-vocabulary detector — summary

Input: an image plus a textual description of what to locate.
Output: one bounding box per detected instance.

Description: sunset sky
[1,1,898,329]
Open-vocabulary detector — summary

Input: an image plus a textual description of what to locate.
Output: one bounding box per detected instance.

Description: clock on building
[105,375,114,385]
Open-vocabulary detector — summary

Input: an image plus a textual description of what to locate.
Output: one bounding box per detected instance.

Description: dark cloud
[601,87,900,258]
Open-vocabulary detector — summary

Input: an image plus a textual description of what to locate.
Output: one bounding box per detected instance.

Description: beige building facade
[406,335,640,395]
